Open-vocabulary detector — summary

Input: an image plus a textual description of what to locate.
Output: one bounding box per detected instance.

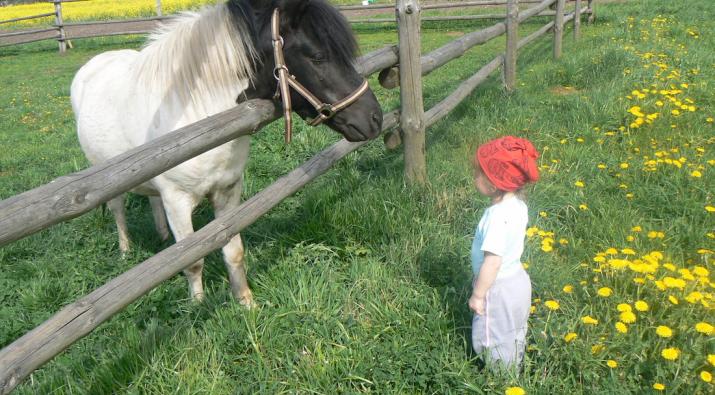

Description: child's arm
[469,252,502,315]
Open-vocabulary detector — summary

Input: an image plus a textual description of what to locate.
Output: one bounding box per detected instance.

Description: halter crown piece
[271,8,370,143]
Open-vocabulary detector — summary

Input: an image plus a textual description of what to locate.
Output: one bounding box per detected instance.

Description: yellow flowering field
[518,10,714,395]
[0,0,215,27]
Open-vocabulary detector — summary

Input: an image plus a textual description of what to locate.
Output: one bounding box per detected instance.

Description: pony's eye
[311,52,325,63]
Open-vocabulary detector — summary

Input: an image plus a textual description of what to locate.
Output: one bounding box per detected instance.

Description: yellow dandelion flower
[505,387,526,395]
[620,311,636,324]
[615,322,628,334]
[544,300,560,311]
[653,383,665,391]
[582,316,599,325]
[591,344,604,354]
[634,300,649,311]
[617,303,632,312]
[685,291,703,304]
[695,322,714,335]
[700,371,712,383]
[661,347,680,361]
[706,205,715,213]
[632,226,642,232]
[574,181,585,188]
[693,266,709,277]
[707,117,714,123]
[708,354,715,366]
[563,285,573,293]
[668,295,679,304]
[564,332,578,343]
[656,326,673,338]
[663,277,686,289]
[621,248,636,255]
[597,287,613,297]
[539,211,548,217]
[691,170,702,178]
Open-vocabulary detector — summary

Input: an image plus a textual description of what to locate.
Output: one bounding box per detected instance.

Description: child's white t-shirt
[471,196,529,279]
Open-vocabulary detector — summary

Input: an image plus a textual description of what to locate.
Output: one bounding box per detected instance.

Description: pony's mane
[303,0,359,67]
[135,4,257,109]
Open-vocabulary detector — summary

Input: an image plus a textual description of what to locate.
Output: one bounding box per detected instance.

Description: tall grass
[0,0,713,393]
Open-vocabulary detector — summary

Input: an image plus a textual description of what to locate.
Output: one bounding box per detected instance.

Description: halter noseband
[271,8,369,143]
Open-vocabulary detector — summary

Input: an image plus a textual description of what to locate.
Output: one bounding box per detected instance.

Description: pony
[70,0,383,306]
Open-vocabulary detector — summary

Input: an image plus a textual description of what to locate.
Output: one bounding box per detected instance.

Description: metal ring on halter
[316,104,336,119]
[273,65,289,80]
[272,36,284,47]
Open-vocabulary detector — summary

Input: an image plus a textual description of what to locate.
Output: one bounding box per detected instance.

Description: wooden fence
[0,0,592,392]
[0,0,593,51]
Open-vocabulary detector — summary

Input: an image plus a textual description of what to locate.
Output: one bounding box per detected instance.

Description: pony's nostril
[371,112,382,128]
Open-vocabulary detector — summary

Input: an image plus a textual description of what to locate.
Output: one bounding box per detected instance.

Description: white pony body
[71,4,258,304]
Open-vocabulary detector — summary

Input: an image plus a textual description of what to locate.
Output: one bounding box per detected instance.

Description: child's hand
[469,294,486,315]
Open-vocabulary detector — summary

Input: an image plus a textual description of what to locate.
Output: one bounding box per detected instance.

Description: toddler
[469,135,539,370]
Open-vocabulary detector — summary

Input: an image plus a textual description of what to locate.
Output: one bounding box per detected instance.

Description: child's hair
[474,135,540,195]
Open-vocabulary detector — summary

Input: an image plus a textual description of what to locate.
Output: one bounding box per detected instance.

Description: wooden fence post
[587,0,595,24]
[504,0,518,91]
[397,0,426,185]
[53,0,66,53]
[156,0,163,17]
[553,0,564,59]
[574,0,581,39]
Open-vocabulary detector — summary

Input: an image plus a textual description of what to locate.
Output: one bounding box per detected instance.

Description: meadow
[0,0,713,394]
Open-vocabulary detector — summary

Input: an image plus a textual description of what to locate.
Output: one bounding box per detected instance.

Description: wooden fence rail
[0,0,592,392]
[0,0,594,49]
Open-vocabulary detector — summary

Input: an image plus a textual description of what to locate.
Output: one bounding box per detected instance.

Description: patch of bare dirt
[550,85,580,95]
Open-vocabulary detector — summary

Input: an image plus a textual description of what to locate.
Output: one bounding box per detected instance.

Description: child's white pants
[471,267,531,369]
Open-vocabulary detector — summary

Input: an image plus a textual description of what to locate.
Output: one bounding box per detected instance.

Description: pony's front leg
[222,233,254,307]
[211,185,254,308]
[161,191,204,301]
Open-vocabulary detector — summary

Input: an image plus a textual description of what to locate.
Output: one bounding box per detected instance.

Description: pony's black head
[231,0,382,142]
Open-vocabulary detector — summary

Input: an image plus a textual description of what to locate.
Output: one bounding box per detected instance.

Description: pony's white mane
[135,4,257,111]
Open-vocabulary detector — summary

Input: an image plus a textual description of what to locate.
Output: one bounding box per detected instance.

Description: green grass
[1,0,714,393]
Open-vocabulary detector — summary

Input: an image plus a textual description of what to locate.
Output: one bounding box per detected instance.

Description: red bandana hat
[476,136,540,192]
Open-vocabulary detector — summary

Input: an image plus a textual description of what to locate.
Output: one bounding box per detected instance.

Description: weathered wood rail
[0,0,594,392]
[0,0,595,49]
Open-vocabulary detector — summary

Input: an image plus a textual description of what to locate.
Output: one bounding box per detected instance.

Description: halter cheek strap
[271,8,369,143]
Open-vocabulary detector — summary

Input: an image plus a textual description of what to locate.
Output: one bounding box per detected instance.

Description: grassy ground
[1,0,713,393]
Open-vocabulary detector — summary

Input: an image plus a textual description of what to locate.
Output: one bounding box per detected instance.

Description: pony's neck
[136,4,257,114]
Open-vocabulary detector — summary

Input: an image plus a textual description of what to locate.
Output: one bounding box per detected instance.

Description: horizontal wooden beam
[0,12,56,25]
[0,100,279,247]
[519,0,557,22]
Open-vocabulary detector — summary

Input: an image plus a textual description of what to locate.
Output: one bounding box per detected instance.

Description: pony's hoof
[238,295,256,309]
[192,292,205,302]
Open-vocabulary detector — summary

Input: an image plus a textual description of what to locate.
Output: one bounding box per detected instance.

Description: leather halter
[271,8,369,143]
